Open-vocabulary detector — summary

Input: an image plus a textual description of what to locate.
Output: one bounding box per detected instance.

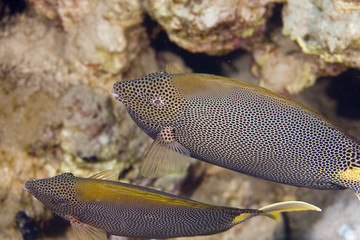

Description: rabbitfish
[111,68,360,199]
[24,171,321,239]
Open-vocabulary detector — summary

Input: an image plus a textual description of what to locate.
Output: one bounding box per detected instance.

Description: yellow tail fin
[259,201,322,221]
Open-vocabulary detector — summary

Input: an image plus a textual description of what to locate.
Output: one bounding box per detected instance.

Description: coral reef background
[0,0,359,239]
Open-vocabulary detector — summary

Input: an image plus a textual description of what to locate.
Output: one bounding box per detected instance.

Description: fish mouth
[111,88,127,103]
[110,89,119,99]
[23,183,29,192]
[23,180,35,193]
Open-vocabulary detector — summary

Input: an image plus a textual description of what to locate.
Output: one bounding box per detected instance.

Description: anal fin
[141,127,191,177]
[69,216,107,240]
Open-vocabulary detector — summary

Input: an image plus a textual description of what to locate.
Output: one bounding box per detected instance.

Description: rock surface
[0,1,359,240]
[29,0,147,74]
[283,0,360,68]
[143,0,280,55]
[252,30,345,94]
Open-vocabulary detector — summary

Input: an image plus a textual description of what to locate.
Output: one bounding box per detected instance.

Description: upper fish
[111,67,360,199]
[24,171,321,239]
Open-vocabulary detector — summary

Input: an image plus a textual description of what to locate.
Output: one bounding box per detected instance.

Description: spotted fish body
[23,172,320,239]
[111,71,360,198]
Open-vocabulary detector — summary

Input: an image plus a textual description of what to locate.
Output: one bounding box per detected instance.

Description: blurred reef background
[0,0,360,239]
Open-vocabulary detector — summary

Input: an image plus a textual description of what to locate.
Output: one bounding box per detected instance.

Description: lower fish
[24,171,321,239]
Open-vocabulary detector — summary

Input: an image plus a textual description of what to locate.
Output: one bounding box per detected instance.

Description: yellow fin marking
[337,168,360,182]
[232,213,254,224]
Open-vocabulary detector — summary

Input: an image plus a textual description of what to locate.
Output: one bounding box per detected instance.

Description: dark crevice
[143,14,247,75]
[282,212,292,240]
[265,3,284,35]
[327,68,360,119]
[0,0,28,22]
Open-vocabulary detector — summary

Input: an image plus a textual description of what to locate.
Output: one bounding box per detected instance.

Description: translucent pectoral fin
[259,201,322,221]
[89,170,119,181]
[141,127,191,177]
[69,216,107,240]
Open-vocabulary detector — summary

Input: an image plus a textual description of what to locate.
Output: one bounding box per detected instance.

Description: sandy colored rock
[303,191,360,240]
[252,30,345,94]
[283,0,360,69]
[1,2,359,240]
[0,11,193,240]
[143,0,282,55]
[28,0,147,75]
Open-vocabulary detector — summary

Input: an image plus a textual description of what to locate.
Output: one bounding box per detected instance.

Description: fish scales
[111,71,360,198]
[24,172,320,239]
[177,81,355,189]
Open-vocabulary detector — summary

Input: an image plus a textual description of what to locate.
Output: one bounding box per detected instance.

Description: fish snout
[110,89,119,99]
[23,180,35,193]
[111,82,124,102]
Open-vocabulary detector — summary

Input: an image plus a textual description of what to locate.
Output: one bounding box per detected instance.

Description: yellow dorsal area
[75,178,215,209]
[171,73,324,117]
[172,73,244,96]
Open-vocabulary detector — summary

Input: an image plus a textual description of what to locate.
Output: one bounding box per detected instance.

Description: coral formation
[252,31,345,94]
[283,0,360,68]
[29,0,147,74]
[0,0,359,239]
[304,191,360,240]
[143,0,282,55]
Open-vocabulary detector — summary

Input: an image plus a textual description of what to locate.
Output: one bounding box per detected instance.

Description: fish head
[24,173,79,217]
[111,71,186,136]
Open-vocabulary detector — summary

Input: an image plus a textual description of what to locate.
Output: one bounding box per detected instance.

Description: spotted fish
[23,171,320,239]
[111,68,360,199]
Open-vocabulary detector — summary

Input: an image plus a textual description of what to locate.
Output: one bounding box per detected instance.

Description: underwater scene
[1,0,360,239]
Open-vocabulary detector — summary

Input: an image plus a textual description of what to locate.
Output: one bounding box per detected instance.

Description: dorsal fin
[89,170,119,181]
[165,64,183,74]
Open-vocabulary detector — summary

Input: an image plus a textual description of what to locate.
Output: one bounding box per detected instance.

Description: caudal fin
[259,201,322,221]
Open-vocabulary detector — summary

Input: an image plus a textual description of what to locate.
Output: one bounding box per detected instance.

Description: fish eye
[150,96,166,107]
[52,198,69,206]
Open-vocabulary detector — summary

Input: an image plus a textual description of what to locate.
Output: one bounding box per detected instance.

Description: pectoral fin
[141,127,191,177]
[69,216,107,240]
[259,201,322,221]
